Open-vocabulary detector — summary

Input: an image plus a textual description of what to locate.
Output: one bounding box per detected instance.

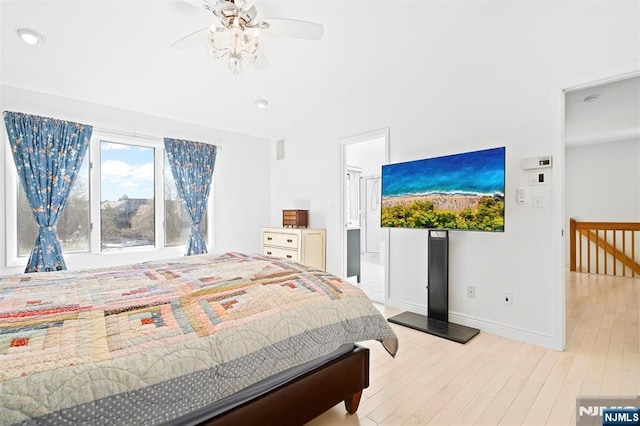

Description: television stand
[388,230,479,344]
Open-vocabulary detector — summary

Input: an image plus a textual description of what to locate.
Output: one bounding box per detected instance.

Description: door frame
[552,62,640,351]
[339,128,390,300]
[361,174,382,254]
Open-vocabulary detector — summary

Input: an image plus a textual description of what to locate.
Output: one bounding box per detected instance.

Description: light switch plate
[517,187,527,204]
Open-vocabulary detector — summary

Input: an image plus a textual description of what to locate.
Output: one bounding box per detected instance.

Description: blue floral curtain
[164,138,217,256]
[3,111,93,273]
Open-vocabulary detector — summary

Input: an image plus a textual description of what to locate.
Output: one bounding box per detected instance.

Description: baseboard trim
[385,298,427,316]
[385,297,556,349]
[448,311,555,349]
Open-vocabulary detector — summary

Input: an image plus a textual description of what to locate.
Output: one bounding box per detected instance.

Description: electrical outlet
[502,292,513,306]
[467,286,476,299]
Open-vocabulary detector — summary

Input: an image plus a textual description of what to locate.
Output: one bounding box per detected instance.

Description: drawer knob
[267,237,273,241]
[287,239,293,243]
[267,251,272,255]
[286,255,292,258]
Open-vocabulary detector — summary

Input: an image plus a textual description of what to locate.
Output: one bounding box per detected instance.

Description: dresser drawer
[263,232,299,249]
[261,227,326,271]
[262,246,300,261]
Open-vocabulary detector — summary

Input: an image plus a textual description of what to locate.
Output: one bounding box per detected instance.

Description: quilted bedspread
[0,252,398,425]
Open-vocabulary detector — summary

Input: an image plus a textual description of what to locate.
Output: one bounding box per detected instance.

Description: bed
[0,252,398,425]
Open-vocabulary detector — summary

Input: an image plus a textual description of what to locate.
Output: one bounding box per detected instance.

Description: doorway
[565,75,640,271]
[341,128,389,303]
[554,66,640,350]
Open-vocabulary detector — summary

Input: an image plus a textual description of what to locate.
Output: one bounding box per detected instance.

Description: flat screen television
[381,147,505,231]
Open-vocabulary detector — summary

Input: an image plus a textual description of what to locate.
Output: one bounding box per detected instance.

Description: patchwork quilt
[0,252,398,425]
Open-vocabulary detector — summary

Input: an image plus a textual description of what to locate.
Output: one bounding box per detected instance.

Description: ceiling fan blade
[170,27,208,50]
[263,18,324,40]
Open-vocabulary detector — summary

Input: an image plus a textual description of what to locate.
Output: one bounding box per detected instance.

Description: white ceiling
[565,76,640,147]
[1,0,408,140]
[2,1,638,143]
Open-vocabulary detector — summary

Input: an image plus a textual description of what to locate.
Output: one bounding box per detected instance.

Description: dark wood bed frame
[199,345,370,426]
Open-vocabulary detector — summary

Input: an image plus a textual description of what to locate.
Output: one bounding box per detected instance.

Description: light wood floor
[307,272,640,425]
[346,253,385,303]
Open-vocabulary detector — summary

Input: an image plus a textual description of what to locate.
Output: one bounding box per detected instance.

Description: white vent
[276,139,285,160]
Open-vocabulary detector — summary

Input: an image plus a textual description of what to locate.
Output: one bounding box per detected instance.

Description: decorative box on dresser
[262,227,327,271]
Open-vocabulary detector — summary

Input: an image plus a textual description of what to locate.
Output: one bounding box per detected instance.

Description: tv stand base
[388,311,479,344]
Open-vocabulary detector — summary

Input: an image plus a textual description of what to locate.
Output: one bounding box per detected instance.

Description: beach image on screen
[381,147,505,231]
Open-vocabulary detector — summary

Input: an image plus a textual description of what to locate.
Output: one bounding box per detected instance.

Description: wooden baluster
[622,231,627,277]
[586,229,591,273]
[596,229,600,275]
[578,230,582,272]
[633,231,636,278]
[602,230,604,273]
[613,230,617,276]
[603,230,607,275]
[570,219,576,272]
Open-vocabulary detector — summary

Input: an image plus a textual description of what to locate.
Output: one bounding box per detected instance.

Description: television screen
[381,147,505,231]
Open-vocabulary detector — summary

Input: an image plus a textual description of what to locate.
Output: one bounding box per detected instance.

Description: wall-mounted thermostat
[521,156,552,170]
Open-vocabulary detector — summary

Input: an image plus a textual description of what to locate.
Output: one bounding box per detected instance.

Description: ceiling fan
[172,0,324,74]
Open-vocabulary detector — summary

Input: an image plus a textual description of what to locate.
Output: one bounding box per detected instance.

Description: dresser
[261,227,326,271]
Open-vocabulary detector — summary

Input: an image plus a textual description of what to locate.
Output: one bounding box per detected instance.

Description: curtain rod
[93,127,222,149]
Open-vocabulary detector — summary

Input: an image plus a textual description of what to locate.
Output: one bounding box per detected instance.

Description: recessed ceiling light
[583,94,600,103]
[255,99,268,109]
[16,28,45,46]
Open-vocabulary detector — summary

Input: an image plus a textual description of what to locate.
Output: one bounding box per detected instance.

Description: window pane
[100,141,154,251]
[164,156,208,247]
[17,187,37,257]
[17,158,90,257]
[164,157,189,246]
[58,159,91,252]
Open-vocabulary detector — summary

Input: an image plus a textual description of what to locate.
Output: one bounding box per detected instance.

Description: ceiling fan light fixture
[16,28,45,46]
[209,24,261,75]
[173,0,323,75]
[229,55,242,75]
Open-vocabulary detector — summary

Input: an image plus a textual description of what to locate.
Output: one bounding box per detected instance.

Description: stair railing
[569,218,640,278]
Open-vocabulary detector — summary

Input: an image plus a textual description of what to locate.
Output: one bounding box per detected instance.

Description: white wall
[346,137,385,177]
[566,139,640,222]
[1,85,270,275]
[269,1,639,348]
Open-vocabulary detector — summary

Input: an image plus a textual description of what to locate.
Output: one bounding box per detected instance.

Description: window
[100,141,155,250]
[7,133,211,264]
